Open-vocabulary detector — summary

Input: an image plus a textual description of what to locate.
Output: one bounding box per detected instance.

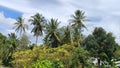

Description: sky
[0,0,120,44]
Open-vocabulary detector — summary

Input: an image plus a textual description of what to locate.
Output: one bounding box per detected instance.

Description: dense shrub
[11,44,92,68]
[32,59,64,68]
[11,44,75,68]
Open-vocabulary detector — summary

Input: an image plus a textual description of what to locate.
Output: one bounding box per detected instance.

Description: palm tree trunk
[18,32,22,50]
[36,36,38,45]
[20,30,22,38]
[70,31,73,44]
[79,29,82,46]
[70,26,73,44]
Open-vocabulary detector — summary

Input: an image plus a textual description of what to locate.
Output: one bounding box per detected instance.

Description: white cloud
[0,0,120,44]
[0,12,16,36]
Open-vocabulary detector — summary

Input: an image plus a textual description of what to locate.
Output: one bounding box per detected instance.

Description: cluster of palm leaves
[13,10,88,48]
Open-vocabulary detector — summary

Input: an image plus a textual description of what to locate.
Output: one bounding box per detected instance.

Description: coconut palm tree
[14,17,28,36]
[29,13,45,45]
[70,10,88,33]
[44,18,60,48]
[69,10,88,46]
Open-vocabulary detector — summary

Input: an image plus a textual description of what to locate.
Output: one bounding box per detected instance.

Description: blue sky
[0,0,120,44]
[0,5,22,19]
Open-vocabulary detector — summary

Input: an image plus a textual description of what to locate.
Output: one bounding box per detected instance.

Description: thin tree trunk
[20,30,22,38]
[98,58,100,68]
[70,27,73,44]
[18,32,22,50]
[36,36,38,45]
[82,63,85,68]
[79,29,82,46]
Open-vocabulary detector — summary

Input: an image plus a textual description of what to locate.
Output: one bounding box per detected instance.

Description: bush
[32,59,64,68]
[11,44,85,68]
[11,50,37,68]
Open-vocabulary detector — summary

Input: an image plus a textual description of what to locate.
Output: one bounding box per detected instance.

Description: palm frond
[53,32,60,43]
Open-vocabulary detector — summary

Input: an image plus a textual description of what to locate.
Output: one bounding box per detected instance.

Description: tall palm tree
[70,10,87,33]
[29,13,45,45]
[44,18,60,48]
[69,10,88,46]
[14,17,28,36]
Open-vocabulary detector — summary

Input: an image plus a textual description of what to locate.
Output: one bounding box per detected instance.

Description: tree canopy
[0,10,119,68]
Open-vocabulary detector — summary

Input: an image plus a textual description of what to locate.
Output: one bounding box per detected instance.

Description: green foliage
[11,50,36,68]
[84,27,118,67]
[11,43,93,68]
[0,33,7,59]
[32,59,64,68]
[11,44,76,68]
[60,26,71,44]
[114,46,120,59]
[0,33,18,66]
[52,59,64,68]
[71,47,89,68]
[28,44,36,50]
[32,59,52,68]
